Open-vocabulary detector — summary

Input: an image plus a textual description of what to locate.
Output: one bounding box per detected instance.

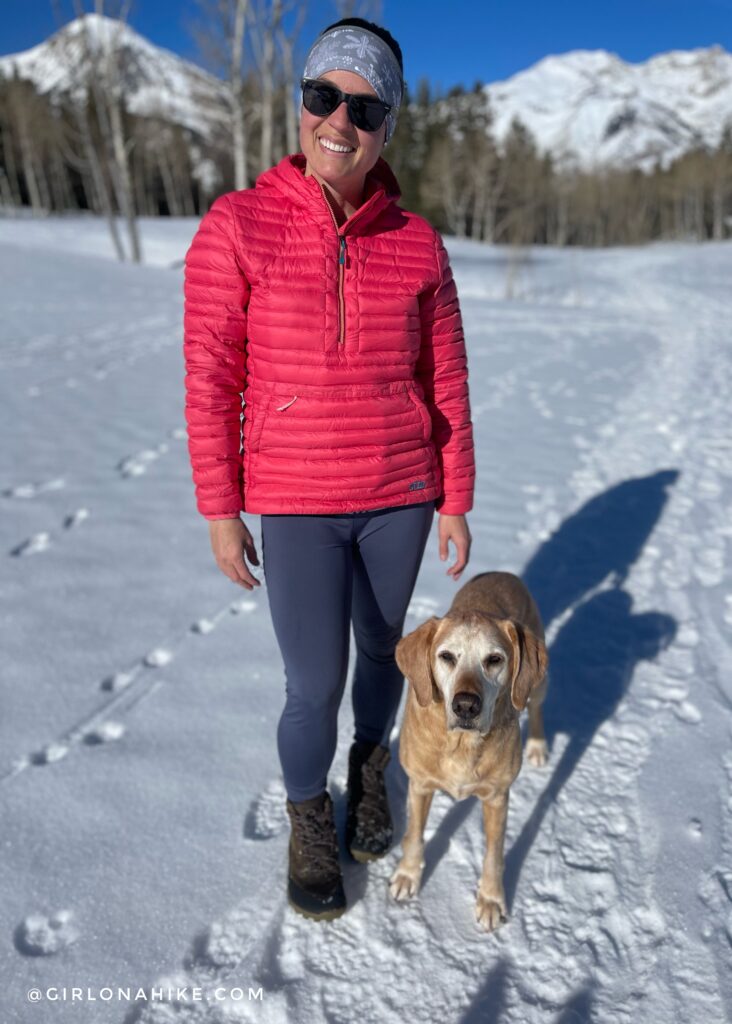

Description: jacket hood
[255,152,401,231]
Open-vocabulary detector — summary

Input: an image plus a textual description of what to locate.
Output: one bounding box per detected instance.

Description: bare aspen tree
[84,0,143,261]
[231,0,250,188]
[711,122,732,240]
[190,0,253,190]
[6,78,44,211]
[275,0,307,157]
[51,5,126,258]
[249,0,283,174]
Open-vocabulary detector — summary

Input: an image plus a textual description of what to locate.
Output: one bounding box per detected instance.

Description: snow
[1,214,731,1023]
[486,45,732,170]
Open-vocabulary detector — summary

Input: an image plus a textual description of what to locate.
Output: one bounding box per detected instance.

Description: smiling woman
[182,16,476,924]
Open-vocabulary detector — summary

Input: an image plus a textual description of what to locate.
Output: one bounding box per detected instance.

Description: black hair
[320,17,404,78]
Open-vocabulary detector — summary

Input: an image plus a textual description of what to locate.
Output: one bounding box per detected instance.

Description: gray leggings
[261,500,435,803]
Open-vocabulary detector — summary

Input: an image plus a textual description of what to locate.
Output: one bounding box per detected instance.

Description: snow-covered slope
[0,13,227,138]
[0,218,731,1022]
[486,46,732,170]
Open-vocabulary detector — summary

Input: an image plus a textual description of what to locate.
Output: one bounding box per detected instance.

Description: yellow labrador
[389,571,549,932]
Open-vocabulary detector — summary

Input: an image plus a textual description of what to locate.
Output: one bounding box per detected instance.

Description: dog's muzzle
[452,690,482,728]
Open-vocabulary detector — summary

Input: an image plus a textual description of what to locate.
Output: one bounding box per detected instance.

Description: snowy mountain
[2,15,731,171]
[486,46,732,171]
[0,13,228,139]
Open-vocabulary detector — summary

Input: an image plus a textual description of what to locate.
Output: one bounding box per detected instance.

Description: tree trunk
[231,0,250,189]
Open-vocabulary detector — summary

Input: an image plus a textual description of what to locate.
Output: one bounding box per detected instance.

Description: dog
[389,571,549,932]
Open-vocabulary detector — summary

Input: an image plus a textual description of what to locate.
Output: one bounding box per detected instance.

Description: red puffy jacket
[183,152,475,518]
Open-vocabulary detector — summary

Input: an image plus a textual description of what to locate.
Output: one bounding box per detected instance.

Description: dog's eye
[485,654,503,667]
[438,651,457,666]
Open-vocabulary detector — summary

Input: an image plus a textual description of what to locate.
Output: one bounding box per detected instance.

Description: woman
[183,17,475,921]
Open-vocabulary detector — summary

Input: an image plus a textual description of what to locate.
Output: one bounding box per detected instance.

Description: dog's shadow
[389,469,679,902]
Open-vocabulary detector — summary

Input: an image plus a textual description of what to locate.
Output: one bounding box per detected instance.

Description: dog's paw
[525,738,549,767]
[389,863,422,901]
[475,892,507,932]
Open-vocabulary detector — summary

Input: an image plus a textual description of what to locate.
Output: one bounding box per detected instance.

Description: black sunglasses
[301,77,391,133]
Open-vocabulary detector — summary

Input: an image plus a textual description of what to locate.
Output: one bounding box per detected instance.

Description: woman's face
[300,69,387,197]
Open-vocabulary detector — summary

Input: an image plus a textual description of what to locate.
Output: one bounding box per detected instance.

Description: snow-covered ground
[1,214,730,1024]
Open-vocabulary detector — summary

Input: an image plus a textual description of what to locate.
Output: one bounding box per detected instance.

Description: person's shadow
[389,470,679,927]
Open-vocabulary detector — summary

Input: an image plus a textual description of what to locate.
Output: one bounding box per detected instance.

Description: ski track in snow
[2,234,731,1024]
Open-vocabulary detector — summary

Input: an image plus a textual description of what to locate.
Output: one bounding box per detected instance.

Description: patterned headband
[302,26,404,144]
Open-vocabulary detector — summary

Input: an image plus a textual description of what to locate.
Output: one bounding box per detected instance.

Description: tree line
[1,1,731,260]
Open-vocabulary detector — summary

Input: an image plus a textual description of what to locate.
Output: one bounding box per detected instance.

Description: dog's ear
[498,620,548,712]
[395,617,440,707]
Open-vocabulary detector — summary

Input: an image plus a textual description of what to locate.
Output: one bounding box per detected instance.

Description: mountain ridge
[2,15,730,170]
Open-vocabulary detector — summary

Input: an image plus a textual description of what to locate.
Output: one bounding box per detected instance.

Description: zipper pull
[339,236,347,266]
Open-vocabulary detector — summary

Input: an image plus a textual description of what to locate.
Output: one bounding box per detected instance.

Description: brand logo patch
[409,480,426,491]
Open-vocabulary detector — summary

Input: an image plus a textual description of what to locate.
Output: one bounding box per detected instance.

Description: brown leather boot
[285,790,347,920]
[345,740,393,862]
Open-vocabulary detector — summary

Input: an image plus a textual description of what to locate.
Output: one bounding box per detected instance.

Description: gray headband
[302,26,403,145]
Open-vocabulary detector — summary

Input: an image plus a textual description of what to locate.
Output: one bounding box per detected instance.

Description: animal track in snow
[83,720,126,744]
[2,476,66,499]
[190,597,258,636]
[17,910,79,956]
[2,588,263,784]
[10,532,50,556]
[63,507,89,529]
[144,647,174,668]
[117,443,169,478]
[9,508,89,556]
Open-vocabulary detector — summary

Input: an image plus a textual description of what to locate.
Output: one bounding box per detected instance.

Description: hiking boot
[285,790,347,921]
[345,740,393,862]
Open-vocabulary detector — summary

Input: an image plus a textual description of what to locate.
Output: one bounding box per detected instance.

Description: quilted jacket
[183,152,475,518]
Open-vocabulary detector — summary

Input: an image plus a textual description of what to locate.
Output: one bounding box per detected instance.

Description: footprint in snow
[16,910,79,956]
[191,617,216,634]
[230,598,258,614]
[83,720,126,745]
[144,647,173,668]
[11,532,51,556]
[687,818,703,839]
[117,443,168,478]
[31,742,70,766]
[101,669,136,692]
[673,700,702,724]
[63,508,89,529]
[3,476,65,499]
[244,778,289,840]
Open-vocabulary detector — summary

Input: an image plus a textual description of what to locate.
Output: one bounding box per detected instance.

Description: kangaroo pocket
[253,380,432,469]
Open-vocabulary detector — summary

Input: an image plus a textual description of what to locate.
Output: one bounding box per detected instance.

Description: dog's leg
[525,673,549,767]
[475,792,509,932]
[389,783,434,901]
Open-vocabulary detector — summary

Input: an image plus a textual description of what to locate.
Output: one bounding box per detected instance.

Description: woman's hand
[438,513,472,581]
[208,518,261,590]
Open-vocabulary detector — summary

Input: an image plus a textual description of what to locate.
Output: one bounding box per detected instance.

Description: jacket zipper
[318,182,347,346]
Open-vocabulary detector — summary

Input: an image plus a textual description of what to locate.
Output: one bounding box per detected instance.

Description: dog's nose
[452,691,482,719]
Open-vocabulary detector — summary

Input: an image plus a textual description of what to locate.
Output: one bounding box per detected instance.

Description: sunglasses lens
[302,80,389,133]
[302,82,339,117]
[348,96,388,132]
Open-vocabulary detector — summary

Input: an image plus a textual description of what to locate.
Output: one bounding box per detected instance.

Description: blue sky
[2,0,731,90]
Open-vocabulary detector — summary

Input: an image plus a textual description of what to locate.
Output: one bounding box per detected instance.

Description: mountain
[0,13,227,139]
[1,15,730,171]
[485,46,732,171]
